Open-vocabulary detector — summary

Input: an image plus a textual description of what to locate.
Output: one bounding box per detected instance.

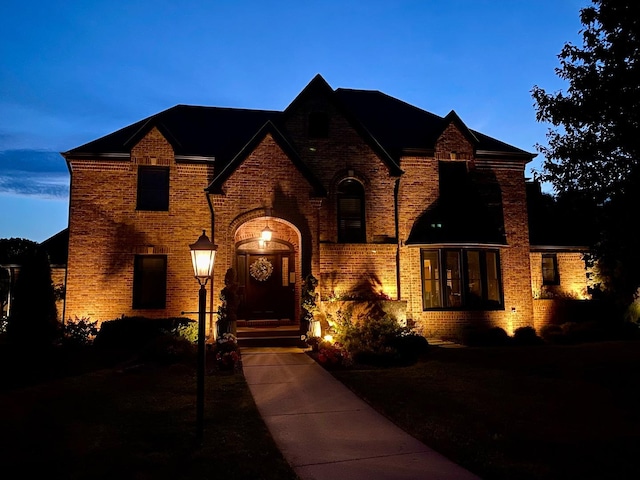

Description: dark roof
[64,106,281,164]
[40,228,69,265]
[63,76,534,171]
[406,164,506,246]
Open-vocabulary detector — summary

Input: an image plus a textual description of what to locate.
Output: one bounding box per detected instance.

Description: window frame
[337,178,366,243]
[136,166,170,211]
[542,253,560,285]
[132,254,167,309]
[420,248,503,311]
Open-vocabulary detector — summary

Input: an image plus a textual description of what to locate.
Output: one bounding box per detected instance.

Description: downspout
[61,154,73,325]
[394,178,401,301]
[206,192,216,338]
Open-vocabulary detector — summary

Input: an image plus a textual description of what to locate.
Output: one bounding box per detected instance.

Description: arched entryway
[234,217,301,323]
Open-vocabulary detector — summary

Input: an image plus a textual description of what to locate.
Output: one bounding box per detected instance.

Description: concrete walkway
[241,347,480,480]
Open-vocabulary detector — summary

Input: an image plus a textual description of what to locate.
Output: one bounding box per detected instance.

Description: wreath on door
[249,257,273,282]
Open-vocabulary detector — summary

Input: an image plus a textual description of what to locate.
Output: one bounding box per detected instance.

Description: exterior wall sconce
[261,225,273,243]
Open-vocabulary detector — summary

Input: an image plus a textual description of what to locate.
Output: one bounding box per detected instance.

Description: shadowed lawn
[331,341,640,480]
[0,350,298,480]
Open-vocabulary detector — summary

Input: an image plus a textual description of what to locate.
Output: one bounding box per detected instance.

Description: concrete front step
[237,325,306,348]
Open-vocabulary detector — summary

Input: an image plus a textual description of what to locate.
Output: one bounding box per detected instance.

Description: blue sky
[0,0,586,242]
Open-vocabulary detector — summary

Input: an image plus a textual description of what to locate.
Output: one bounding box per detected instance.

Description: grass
[0,345,299,480]
[3,338,640,479]
[331,340,640,480]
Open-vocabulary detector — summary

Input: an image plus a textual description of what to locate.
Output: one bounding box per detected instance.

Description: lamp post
[189,230,217,446]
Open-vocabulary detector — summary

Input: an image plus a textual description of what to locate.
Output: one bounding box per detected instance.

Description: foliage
[512,326,544,346]
[531,0,640,311]
[315,341,352,369]
[304,335,322,351]
[301,274,318,330]
[335,311,427,366]
[217,268,239,335]
[0,237,39,264]
[540,319,640,344]
[6,245,59,347]
[93,316,197,350]
[62,316,99,347]
[213,332,240,370]
[461,325,511,347]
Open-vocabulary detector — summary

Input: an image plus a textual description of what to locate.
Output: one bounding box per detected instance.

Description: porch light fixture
[261,225,273,243]
[189,230,217,446]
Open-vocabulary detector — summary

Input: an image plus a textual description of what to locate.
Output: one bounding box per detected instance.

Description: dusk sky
[1,0,585,243]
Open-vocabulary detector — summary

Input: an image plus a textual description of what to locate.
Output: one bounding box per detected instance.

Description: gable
[283,75,403,177]
[206,121,326,197]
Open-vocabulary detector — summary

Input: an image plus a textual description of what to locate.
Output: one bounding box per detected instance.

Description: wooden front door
[237,252,294,320]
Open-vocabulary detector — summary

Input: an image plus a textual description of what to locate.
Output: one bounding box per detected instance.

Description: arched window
[337,179,365,243]
[308,111,329,138]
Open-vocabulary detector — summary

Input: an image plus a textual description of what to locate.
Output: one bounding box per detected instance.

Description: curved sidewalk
[241,347,480,480]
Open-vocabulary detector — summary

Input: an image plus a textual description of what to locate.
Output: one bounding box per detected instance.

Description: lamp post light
[189,230,217,445]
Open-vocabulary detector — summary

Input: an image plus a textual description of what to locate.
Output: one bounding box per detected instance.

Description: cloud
[0,149,69,199]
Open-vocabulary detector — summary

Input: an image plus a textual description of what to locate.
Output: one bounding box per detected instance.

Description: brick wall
[397,123,535,339]
[64,127,214,330]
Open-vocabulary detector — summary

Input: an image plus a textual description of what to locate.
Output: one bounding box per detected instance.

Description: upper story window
[337,179,366,243]
[421,248,503,310]
[308,111,329,138]
[137,166,169,211]
[542,253,560,285]
[133,255,167,309]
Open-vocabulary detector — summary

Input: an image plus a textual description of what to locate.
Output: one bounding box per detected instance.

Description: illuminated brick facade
[61,75,589,339]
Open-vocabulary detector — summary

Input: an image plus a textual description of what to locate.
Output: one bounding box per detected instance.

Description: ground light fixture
[189,230,217,445]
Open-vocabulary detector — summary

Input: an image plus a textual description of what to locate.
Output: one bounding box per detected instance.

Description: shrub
[315,341,352,369]
[139,334,196,365]
[213,333,241,371]
[390,332,430,363]
[337,314,428,366]
[6,245,59,347]
[462,326,510,347]
[540,324,567,344]
[62,316,99,347]
[94,316,197,350]
[512,326,543,346]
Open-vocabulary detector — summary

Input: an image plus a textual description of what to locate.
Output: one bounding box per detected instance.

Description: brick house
[60,74,589,340]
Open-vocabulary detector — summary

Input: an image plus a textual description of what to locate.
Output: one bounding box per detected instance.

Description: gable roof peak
[441,109,479,144]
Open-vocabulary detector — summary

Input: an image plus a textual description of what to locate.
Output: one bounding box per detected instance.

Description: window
[137,166,169,211]
[337,179,365,243]
[308,111,329,138]
[421,248,503,310]
[133,255,167,309]
[542,253,559,285]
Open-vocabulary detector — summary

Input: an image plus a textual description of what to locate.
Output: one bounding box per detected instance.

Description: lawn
[2,340,640,480]
[0,346,299,480]
[331,340,640,480]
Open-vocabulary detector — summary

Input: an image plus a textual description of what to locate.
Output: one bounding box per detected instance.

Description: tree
[0,238,39,320]
[532,0,640,312]
[6,245,60,347]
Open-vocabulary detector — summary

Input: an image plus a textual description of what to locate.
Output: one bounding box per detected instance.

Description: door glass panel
[422,251,441,308]
[445,251,462,307]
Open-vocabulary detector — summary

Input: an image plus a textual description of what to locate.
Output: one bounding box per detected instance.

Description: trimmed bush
[94,316,197,351]
[462,326,510,347]
[512,326,543,346]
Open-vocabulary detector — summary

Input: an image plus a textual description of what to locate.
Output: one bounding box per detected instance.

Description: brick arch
[232,215,303,324]
[329,168,370,193]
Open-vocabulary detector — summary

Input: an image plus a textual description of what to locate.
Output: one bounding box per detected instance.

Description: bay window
[421,248,503,310]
